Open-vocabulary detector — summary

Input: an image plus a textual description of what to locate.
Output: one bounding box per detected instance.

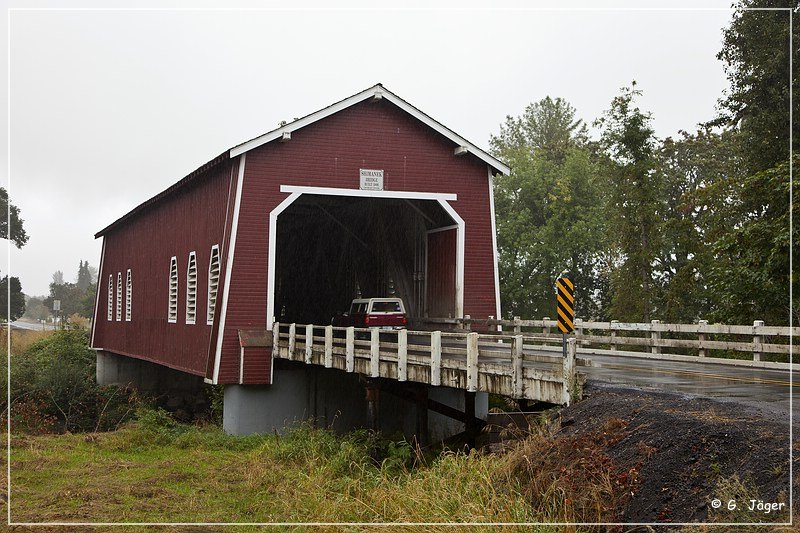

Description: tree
[0,276,26,321]
[76,260,92,292]
[491,97,607,319]
[705,0,798,325]
[45,262,97,318]
[654,129,745,322]
[597,82,661,322]
[0,187,28,249]
[712,0,798,174]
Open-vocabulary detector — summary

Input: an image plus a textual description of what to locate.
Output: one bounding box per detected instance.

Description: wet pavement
[579,353,796,423]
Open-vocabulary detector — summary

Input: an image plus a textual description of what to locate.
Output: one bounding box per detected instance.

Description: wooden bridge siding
[215,99,499,384]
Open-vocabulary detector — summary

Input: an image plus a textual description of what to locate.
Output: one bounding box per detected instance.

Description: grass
[6,421,546,527]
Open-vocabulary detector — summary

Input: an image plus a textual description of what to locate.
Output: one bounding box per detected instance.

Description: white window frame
[168,256,178,323]
[207,244,220,325]
[107,274,113,321]
[115,272,122,322]
[125,269,132,321]
[186,251,197,325]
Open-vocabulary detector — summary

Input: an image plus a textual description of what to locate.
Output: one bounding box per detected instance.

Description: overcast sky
[2,0,736,297]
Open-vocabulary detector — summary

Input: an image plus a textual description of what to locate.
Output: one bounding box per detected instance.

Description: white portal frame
[266,185,465,329]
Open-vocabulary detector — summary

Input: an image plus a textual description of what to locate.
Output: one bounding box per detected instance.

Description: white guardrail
[417,317,796,369]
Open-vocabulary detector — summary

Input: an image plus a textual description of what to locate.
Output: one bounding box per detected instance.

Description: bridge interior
[274,194,455,325]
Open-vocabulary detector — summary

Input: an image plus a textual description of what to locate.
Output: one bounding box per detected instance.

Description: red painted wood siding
[215,99,498,384]
[92,161,234,377]
[426,229,456,318]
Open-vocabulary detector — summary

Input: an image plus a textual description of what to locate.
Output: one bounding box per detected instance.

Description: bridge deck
[271,323,580,405]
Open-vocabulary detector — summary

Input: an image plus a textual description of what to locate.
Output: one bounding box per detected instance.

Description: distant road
[10,319,56,331]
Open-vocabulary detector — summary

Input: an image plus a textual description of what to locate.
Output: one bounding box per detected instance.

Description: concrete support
[222,360,488,440]
[96,350,206,416]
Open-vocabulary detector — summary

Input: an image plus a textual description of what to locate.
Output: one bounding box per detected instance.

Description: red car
[332,298,407,330]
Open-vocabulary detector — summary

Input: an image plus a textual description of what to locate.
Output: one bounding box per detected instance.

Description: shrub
[8,328,139,433]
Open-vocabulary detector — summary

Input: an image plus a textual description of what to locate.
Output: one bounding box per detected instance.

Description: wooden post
[397,329,408,381]
[430,331,442,386]
[346,327,355,372]
[562,337,577,405]
[305,324,314,364]
[513,316,521,335]
[650,320,661,354]
[273,321,280,353]
[288,323,296,360]
[542,316,550,348]
[464,390,477,448]
[512,335,523,398]
[324,325,333,368]
[416,386,429,447]
[464,314,472,332]
[610,320,618,352]
[466,332,479,392]
[365,380,379,431]
[575,318,583,346]
[753,320,764,361]
[698,319,708,357]
[370,328,380,378]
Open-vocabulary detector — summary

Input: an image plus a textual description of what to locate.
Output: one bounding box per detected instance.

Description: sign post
[555,277,574,358]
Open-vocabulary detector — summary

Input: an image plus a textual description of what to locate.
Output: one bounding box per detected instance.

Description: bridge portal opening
[273,193,458,325]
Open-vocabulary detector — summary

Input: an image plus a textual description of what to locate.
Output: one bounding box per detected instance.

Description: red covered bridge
[91,85,574,437]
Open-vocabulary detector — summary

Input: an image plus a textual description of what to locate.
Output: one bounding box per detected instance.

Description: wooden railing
[417,317,796,366]
[271,323,580,404]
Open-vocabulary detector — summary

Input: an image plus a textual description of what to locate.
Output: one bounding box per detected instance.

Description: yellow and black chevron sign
[556,277,574,334]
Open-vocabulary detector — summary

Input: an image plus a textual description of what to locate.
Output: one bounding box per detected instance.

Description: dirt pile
[548,384,795,523]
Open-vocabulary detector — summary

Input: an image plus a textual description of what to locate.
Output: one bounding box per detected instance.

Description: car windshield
[350,302,368,314]
[370,301,402,313]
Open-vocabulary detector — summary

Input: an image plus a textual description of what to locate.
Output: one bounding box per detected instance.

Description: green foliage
[9,329,138,433]
[705,156,797,325]
[713,0,798,174]
[597,82,661,322]
[22,295,51,321]
[44,261,97,318]
[0,186,29,248]
[654,129,745,322]
[491,97,608,319]
[0,275,26,321]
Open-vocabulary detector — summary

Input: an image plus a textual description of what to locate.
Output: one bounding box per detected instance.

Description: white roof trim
[279,185,456,202]
[229,84,510,175]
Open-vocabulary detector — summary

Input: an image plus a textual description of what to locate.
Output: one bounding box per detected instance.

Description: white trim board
[266,188,465,329]
[279,185,456,202]
[212,153,247,384]
[230,84,510,176]
[488,167,502,327]
[90,237,106,348]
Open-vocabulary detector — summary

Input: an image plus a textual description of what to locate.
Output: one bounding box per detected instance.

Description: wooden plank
[288,323,296,360]
[324,325,333,368]
[466,332,478,392]
[305,324,313,364]
[346,327,355,372]
[512,335,523,398]
[397,329,408,381]
[430,331,441,386]
[370,328,380,378]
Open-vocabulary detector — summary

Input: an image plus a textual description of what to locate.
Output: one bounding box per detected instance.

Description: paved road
[578,352,796,422]
[10,319,56,331]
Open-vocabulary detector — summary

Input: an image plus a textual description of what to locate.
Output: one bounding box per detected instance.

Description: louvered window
[107,275,113,321]
[207,245,220,325]
[186,251,197,325]
[125,269,132,321]
[168,257,178,323]
[116,272,122,321]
